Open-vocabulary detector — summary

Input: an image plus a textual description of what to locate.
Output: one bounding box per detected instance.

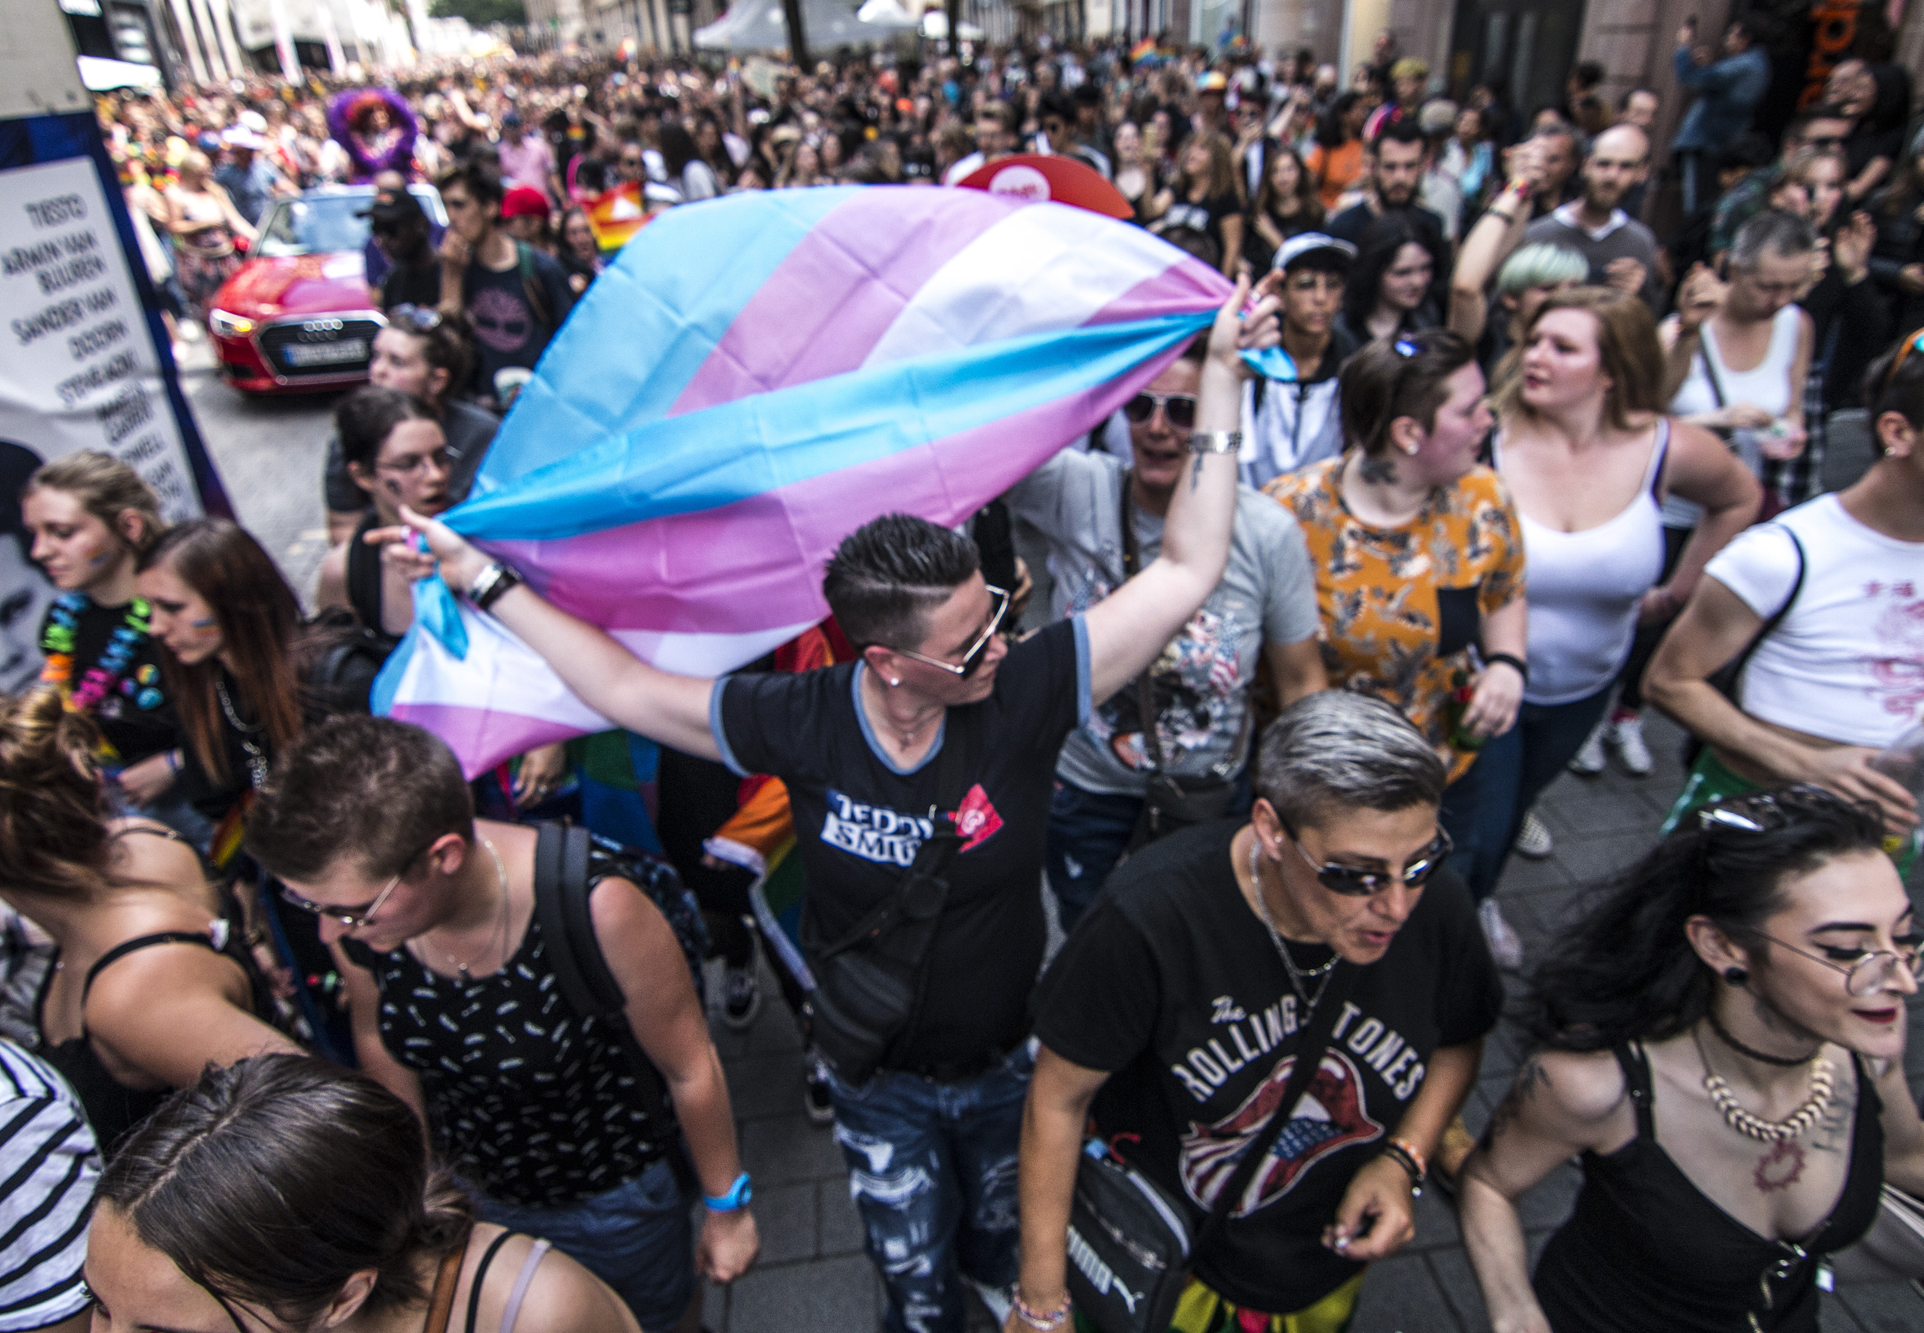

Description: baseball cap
[502,110,523,128]
[1273,232,1357,274]
[221,126,269,151]
[501,186,551,220]
[1418,99,1459,136]
[356,193,428,227]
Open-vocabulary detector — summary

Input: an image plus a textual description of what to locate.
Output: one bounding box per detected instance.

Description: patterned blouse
[1265,458,1526,782]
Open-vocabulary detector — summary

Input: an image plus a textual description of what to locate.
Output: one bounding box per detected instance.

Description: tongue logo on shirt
[1177,1050,1382,1217]
[952,784,1003,852]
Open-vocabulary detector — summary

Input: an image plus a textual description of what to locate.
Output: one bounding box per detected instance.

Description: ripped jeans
[826,1043,1033,1333]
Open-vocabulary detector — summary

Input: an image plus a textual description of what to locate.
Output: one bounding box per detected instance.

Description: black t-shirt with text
[715,617,1089,1070]
[1034,819,1501,1314]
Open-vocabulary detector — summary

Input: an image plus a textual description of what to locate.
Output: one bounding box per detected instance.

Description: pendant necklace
[1249,837,1336,1012]
[1693,1026,1834,1144]
[429,839,512,985]
[215,676,270,790]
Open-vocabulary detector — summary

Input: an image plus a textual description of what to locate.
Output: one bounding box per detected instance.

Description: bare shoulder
[316,541,349,605]
[1526,1048,1635,1126]
[469,1228,643,1333]
[106,817,206,887]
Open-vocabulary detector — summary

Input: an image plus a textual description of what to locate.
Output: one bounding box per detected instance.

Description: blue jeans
[827,1044,1034,1333]
[1043,782,1143,933]
[473,1155,694,1332]
[1440,685,1614,900]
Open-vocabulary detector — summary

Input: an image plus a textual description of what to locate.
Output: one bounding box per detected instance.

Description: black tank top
[1533,1042,1885,1332]
[346,509,402,655]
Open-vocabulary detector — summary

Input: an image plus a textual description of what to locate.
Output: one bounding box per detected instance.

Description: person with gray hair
[1006,691,1500,1333]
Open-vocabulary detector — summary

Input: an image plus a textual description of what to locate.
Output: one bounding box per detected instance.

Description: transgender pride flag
[374,185,1273,776]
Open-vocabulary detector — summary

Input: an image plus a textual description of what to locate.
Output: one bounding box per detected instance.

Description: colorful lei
[39,593,162,714]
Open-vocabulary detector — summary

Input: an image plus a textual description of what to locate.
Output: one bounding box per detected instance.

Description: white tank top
[1662,305,1800,528]
[1503,422,1671,705]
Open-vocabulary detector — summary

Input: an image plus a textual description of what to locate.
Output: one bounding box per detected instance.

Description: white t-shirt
[1704,493,1924,747]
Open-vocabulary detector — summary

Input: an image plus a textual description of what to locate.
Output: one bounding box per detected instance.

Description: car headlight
[208,309,255,337]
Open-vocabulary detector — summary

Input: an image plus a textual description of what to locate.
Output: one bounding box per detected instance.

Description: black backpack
[531,823,709,1128]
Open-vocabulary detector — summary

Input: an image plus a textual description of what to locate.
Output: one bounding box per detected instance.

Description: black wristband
[1483,651,1528,683]
[1379,1142,1425,1193]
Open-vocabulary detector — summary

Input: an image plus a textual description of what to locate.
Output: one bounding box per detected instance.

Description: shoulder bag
[1067,962,1359,1333]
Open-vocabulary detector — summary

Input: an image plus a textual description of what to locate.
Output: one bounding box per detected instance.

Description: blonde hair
[24,451,166,559]
[1492,287,1665,431]
[0,688,115,902]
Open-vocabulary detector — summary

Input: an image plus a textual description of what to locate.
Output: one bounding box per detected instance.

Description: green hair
[1495,242,1589,299]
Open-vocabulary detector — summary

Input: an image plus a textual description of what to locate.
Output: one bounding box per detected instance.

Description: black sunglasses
[1277,816,1453,896]
[1123,392,1198,429]
[873,584,1010,679]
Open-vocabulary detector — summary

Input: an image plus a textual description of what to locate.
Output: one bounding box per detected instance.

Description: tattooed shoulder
[1807,1060,1857,1154]
[1480,1055,1554,1148]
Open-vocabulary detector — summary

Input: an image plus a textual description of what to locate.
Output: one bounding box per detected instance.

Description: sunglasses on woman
[1122,392,1198,429]
[1277,817,1453,896]
[880,584,1010,678]
[279,841,431,927]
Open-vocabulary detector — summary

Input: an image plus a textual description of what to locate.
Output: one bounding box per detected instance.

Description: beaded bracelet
[1014,1294,1071,1332]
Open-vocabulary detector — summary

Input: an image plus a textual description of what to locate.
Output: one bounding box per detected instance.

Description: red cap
[501,186,551,220]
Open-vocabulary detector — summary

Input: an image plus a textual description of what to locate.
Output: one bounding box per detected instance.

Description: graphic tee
[1006,454,1317,795]
[460,247,574,394]
[1265,459,1526,782]
[714,617,1089,1069]
[1034,820,1501,1314]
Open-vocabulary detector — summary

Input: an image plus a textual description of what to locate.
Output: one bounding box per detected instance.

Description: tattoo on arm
[1479,1055,1552,1150]
[1359,453,1399,484]
[1191,451,1206,491]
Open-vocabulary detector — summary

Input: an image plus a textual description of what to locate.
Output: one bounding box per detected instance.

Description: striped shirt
[0,1041,98,1331]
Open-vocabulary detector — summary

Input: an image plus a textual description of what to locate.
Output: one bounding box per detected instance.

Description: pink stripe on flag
[667,190,1013,416]
[1083,260,1229,329]
[386,702,585,780]
[489,345,1187,635]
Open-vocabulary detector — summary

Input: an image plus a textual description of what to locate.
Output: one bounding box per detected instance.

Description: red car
[207,185,445,394]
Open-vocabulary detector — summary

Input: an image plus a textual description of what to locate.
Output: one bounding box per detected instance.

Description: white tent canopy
[694,0,899,51]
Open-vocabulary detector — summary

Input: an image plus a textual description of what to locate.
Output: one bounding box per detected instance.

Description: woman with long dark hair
[1461,786,1924,1332]
[1339,214,1444,344]
[1246,144,1325,274]
[659,121,719,202]
[86,1054,642,1333]
[135,519,303,838]
[1145,131,1245,277]
[0,689,297,1149]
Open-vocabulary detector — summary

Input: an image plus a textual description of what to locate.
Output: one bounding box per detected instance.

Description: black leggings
[1614,525,1691,713]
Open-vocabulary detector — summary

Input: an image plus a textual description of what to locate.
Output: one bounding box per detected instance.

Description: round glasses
[1732,928,1920,997]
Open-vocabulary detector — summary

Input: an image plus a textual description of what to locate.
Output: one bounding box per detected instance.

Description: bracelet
[466,561,524,612]
[165,749,181,774]
[1187,429,1241,455]
[703,1171,753,1212]
[1013,1295,1071,1332]
[1482,651,1528,684]
[1389,1135,1429,1179]
[1380,1138,1426,1195]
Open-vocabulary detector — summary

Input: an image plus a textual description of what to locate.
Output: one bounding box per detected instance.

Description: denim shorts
[471,1155,693,1331]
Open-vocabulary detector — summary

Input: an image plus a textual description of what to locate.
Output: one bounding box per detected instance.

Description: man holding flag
[393,273,1281,1333]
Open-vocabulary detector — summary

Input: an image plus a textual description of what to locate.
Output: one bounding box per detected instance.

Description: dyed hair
[1493,242,1589,299]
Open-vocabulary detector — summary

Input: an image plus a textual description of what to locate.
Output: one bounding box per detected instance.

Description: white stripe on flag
[861,202,1180,369]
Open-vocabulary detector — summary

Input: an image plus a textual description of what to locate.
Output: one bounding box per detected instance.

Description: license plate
[282,338,368,367]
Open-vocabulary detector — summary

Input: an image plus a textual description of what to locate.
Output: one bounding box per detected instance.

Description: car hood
[213,252,370,317]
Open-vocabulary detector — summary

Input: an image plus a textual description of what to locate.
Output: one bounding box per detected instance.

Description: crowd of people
[1,20,1921,1333]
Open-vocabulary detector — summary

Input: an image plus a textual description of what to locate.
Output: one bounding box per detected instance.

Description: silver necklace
[214,676,270,790]
[1693,1026,1835,1144]
[1249,837,1336,1011]
[427,839,511,985]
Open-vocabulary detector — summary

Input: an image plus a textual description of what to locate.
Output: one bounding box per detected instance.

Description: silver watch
[1186,430,1242,454]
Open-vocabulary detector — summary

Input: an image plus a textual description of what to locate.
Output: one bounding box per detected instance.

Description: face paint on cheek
[190,617,218,629]
[87,551,114,568]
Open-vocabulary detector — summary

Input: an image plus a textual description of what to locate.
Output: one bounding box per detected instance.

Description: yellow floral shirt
[1265,458,1526,781]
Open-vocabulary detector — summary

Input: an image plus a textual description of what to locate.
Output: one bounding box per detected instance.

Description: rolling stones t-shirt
[1033,819,1501,1314]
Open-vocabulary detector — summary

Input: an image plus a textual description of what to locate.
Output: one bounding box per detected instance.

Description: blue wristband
[704,1172,752,1212]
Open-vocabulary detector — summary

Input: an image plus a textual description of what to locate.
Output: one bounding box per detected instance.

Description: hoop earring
[1723,966,1748,986]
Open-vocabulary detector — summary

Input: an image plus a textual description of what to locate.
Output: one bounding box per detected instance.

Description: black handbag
[1066,962,1358,1333]
[1116,474,1246,851]
[800,721,977,1087]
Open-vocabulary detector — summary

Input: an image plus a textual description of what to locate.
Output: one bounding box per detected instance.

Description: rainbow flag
[373,186,1282,777]
[584,180,648,253]
[1130,37,1159,65]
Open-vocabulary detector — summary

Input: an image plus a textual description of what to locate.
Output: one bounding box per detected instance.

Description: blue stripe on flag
[445,309,1212,542]
[475,188,858,490]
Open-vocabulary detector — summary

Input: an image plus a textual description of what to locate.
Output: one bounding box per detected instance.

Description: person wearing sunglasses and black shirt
[1007,337,1326,932]
[361,190,443,314]
[387,276,1284,1333]
[1011,692,1499,1333]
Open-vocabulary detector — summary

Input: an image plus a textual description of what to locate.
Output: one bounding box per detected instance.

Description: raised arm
[391,514,723,761]
[1084,274,1282,704]
[1449,148,1540,344]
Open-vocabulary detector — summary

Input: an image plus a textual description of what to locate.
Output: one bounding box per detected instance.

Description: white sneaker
[1479,898,1525,971]
[1514,811,1554,859]
[1611,714,1653,777]
[1569,720,1607,775]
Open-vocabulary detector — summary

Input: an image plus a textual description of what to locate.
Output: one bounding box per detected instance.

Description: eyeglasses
[376,446,454,476]
[1276,816,1453,896]
[1730,927,1921,998]
[388,303,443,333]
[279,843,428,927]
[1122,392,1199,429]
[879,584,1010,678]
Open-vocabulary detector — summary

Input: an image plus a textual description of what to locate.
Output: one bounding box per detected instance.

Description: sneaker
[720,963,761,1030]
[1610,714,1653,777]
[1479,898,1525,972]
[1568,719,1607,775]
[1514,811,1554,860]
[804,1058,835,1126]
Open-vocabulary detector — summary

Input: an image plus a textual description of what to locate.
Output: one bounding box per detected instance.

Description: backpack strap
[514,241,552,332]
[1727,528,1806,704]
[532,822,623,1019]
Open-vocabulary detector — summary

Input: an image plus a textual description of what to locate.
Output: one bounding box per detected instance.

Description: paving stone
[1351,1251,1465,1332]
[742,1110,848,1187]
[726,1052,808,1124]
[726,1254,880,1333]
[1832,1281,1924,1331]
[1403,1184,1462,1251]
[747,1182,819,1267]
[1423,1244,1496,1329]
[818,1177,868,1257]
